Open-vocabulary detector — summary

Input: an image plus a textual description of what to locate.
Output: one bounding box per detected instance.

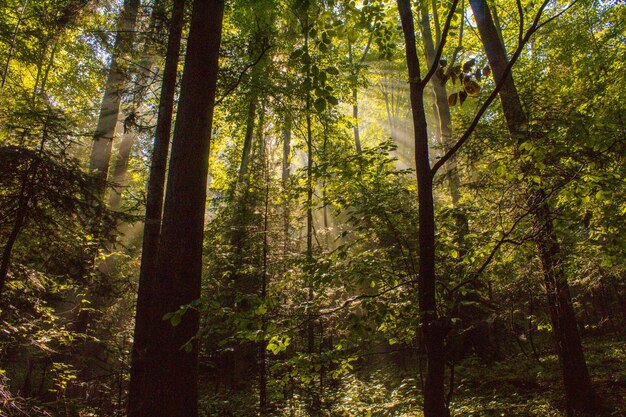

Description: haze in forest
[0,0,624,416]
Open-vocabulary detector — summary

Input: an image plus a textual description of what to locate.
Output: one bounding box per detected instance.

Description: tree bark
[397,1,449,415]
[127,0,184,412]
[89,0,140,195]
[128,0,224,416]
[126,1,186,412]
[469,0,598,414]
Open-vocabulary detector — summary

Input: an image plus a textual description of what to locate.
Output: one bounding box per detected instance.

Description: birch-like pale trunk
[89,0,140,195]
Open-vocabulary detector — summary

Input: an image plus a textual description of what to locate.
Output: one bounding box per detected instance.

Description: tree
[127,0,186,413]
[89,0,140,195]
[128,0,225,415]
[469,0,599,414]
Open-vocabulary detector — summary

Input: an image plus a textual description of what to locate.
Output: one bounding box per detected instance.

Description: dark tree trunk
[352,87,362,154]
[282,119,291,259]
[396,1,449,415]
[127,0,185,413]
[128,0,224,416]
[469,1,598,414]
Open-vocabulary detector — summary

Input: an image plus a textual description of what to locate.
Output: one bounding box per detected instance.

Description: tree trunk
[127,0,184,412]
[89,0,140,195]
[107,1,166,211]
[397,1,449,416]
[469,0,598,414]
[352,87,362,154]
[259,127,271,416]
[107,130,133,211]
[128,0,224,416]
[282,119,291,259]
[238,96,258,184]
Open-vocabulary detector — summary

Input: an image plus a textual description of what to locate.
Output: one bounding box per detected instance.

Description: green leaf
[314,97,327,112]
[327,95,339,106]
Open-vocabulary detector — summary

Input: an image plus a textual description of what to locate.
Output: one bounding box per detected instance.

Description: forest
[0,0,624,416]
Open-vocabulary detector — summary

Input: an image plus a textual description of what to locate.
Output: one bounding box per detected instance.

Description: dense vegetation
[0,0,624,416]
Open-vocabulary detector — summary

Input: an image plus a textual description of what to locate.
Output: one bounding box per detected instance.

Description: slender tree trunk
[238,96,258,184]
[108,130,133,210]
[259,129,270,416]
[282,119,291,259]
[397,1,449,415]
[302,18,320,413]
[352,87,362,154]
[1,0,28,89]
[128,0,223,416]
[89,0,140,195]
[469,1,598,414]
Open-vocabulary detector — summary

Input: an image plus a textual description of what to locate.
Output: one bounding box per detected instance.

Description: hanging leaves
[482,65,491,77]
[459,90,468,105]
[463,58,476,73]
[314,97,327,112]
[464,78,481,95]
[448,93,458,106]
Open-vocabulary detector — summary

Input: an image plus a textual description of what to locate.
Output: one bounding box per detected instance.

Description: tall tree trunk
[303,19,320,413]
[259,123,271,416]
[469,1,598,414]
[282,118,291,260]
[127,0,185,411]
[89,0,140,195]
[107,0,166,211]
[397,1,449,415]
[128,0,224,416]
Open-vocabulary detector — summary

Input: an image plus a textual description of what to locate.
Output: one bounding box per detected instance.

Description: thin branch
[213,44,271,107]
[317,279,417,317]
[535,0,579,31]
[359,30,375,65]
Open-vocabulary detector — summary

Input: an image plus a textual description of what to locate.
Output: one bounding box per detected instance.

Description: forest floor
[327,335,625,417]
[448,336,625,417]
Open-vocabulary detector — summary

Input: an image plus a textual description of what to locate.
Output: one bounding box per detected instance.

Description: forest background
[0,0,624,416]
